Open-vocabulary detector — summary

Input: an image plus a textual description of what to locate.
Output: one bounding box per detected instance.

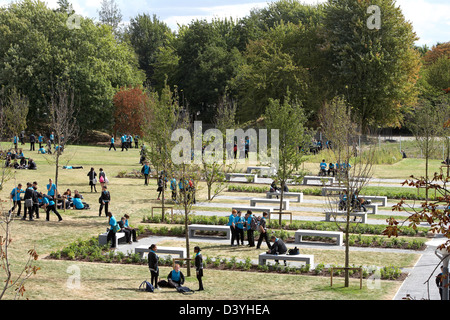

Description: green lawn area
[0,142,430,300]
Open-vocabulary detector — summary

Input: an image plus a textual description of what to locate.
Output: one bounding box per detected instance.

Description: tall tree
[113,86,148,137]
[98,0,122,34]
[323,0,421,130]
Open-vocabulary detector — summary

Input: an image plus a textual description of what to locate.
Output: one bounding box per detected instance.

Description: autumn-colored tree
[423,42,450,66]
[113,86,148,137]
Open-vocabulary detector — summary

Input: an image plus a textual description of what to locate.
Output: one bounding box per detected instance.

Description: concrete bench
[258,253,314,268]
[246,166,276,176]
[135,245,186,259]
[232,206,274,213]
[364,203,379,214]
[302,176,335,186]
[359,195,388,207]
[321,187,355,196]
[250,198,289,210]
[226,173,258,183]
[325,211,367,223]
[98,232,126,247]
[266,192,303,203]
[188,224,231,239]
[294,229,343,246]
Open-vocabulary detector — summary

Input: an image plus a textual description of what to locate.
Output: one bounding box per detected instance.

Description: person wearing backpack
[245,210,256,247]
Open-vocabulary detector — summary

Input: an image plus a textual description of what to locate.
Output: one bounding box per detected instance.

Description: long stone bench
[250,198,290,210]
[98,232,126,247]
[266,192,303,203]
[360,195,388,207]
[294,229,343,246]
[258,253,314,268]
[135,245,186,259]
[365,203,379,214]
[232,206,274,213]
[325,211,367,223]
[188,224,231,240]
[302,176,335,186]
[226,173,258,183]
[321,186,357,196]
[246,166,276,176]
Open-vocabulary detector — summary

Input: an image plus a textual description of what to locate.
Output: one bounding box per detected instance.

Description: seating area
[226,173,259,183]
[246,166,276,176]
[232,206,274,213]
[188,224,231,240]
[135,245,186,258]
[266,191,303,203]
[325,211,367,223]
[258,253,315,268]
[98,232,126,247]
[302,175,335,186]
[360,195,388,207]
[250,198,290,210]
[294,229,343,246]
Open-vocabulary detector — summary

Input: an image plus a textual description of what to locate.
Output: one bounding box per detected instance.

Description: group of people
[108,134,140,151]
[147,168,197,205]
[338,190,370,213]
[3,148,37,170]
[9,179,63,221]
[87,167,109,193]
[148,244,204,292]
[319,159,351,177]
[13,131,62,155]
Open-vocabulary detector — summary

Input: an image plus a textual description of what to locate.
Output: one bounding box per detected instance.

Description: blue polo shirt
[171,270,181,282]
[236,216,245,229]
[73,197,84,209]
[143,164,150,175]
[10,187,23,201]
[320,162,327,170]
[111,137,114,144]
[47,183,56,197]
[246,216,254,230]
[42,196,55,206]
[227,214,236,227]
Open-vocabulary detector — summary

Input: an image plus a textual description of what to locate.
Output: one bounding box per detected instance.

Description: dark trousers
[23,203,34,220]
[257,231,271,249]
[11,200,21,216]
[236,228,244,245]
[33,204,40,218]
[197,270,204,290]
[99,202,109,216]
[150,269,159,288]
[230,226,237,245]
[30,142,35,151]
[247,229,255,247]
[123,229,136,243]
[144,174,149,185]
[106,229,116,248]
[172,190,177,201]
[109,143,116,151]
[46,205,62,221]
[121,143,127,151]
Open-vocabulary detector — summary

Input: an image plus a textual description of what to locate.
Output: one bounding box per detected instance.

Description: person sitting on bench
[319,160,327,176]
[267,235,288,266]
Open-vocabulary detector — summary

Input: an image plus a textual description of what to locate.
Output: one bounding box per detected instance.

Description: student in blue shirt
[142,161,150,186]
[227,209,238,246]
[245,210,256,247]
[72,194,85,210]
[106,211,119,248]
[170,176,177,201]
[167,263,185,288]
[121,134,128,151]
[39,193,62,221]
[38,133,44,149]
[235,211,245,245]
[109,136,116,151]
[319,159,327,176]
[10,184,24,217]
[47,179,57,199]
[123,214,137,242]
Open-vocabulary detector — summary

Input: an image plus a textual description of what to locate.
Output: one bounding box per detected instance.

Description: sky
[0,0,449,47]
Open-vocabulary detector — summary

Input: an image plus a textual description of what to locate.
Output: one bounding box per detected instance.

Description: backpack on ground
[288,247,299,255]
[250,216,259,231]
[139,280,154,292]
[176,286,195,295]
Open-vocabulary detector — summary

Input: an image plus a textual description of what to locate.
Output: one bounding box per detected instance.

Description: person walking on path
[148,244,160,290]
[99,185,111,217]
[194,246,204,291]
[256,212,271,250]
[87,167,97,193]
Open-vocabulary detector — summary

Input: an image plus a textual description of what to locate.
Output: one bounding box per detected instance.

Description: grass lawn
[0,142,429,300]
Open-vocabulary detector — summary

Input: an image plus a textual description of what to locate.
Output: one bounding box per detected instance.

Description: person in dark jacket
[194,246,204,291]
[22,182,35,221]
[167,264,185,288]
[99,185,110,217]
[148,244,159,290]
[268,235,288,265]
[87,167,97,193]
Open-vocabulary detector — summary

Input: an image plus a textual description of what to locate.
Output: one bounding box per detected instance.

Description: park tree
[320,96,376,288]
[113,86,148,137]
[98,0,122,34]
[322,0,421,130]
[0,0,144,133]
[264,92,312,225]
[126,14,174,85]
[2,87,29,142]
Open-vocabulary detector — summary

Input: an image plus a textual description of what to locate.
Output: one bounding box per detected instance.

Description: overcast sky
[1,0,449,46]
